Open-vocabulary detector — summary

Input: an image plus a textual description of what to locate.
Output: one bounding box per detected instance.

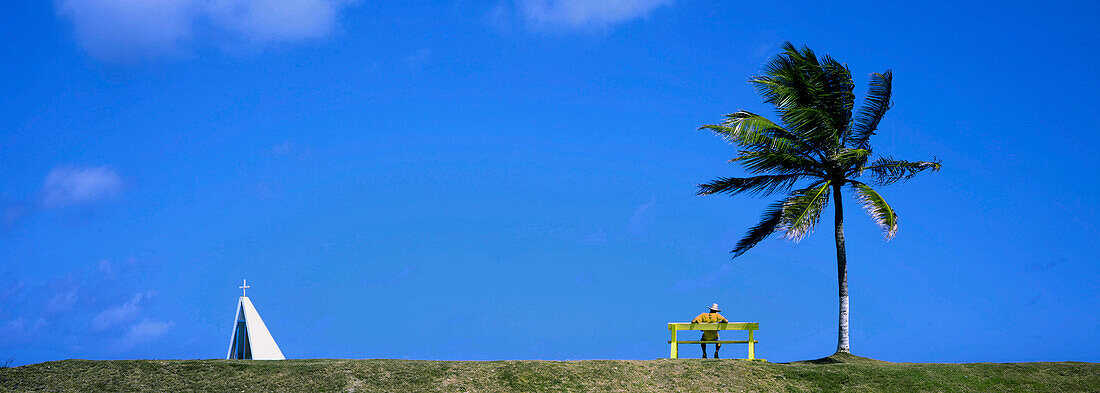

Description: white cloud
[580,228,608,243]
[41,166,124,208]
[92,293,148,331]
[627,198,656,236]
[5,317,26,332]
[119,318,174,348]
[45,287,79,313]
[56,0,354,61]
[1,317,49,338]
[0,278,23,303]
[97,259,113,277]
[208,0,344,44]
[518,0,674,31]
[1,199,30,229]
[57,0,195,60]
[404,48,432,69]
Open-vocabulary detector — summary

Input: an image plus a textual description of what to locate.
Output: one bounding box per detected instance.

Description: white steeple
[226,279,285,360]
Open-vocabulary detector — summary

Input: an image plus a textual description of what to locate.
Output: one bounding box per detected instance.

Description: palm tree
[697,42,941,355]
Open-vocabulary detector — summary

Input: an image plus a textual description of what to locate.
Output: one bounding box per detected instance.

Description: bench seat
[667,322,764,361]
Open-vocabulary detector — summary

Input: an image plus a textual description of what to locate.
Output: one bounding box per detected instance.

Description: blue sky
[2,0,1099,366]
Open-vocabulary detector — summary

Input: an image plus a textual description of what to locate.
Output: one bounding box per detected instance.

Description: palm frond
[850,181,898,239]
[752,43,851,153]
[835,148,872,173]
[783,41,816,66]
[849,71,893,149]
[780,181,831,241]
[732,150,826,176]
[753,44,821,119]
[780,107,838,149]
[697,174,804,197]
[864,157,942,185]
[730,199,786,258]
[751,74,815,119]
[700,111,795,151]
[818,55,855,139]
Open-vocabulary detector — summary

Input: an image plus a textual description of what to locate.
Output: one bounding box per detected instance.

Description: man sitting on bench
[692,303,729,359]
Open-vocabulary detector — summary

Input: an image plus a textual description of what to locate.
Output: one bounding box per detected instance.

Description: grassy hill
[2,355,1098,392]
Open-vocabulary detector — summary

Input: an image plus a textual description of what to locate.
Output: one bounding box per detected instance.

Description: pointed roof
[226,281,285,360]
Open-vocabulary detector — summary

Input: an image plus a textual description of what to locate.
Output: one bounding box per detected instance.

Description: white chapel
[226,279,285,360]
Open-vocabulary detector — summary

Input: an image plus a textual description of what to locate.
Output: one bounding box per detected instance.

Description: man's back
[693,304,727,358]
[692,312,728,324]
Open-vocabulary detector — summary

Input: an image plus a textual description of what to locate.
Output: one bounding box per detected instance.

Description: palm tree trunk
[833,182,850,354]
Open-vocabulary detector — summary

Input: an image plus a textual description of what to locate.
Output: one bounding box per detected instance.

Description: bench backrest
[668,322,758,331]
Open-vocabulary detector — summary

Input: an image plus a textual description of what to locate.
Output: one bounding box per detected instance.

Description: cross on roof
[239,279,250,297]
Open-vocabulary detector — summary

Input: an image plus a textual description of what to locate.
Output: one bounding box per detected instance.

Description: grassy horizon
[2,356,1098,392]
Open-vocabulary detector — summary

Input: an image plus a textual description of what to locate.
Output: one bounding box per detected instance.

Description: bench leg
[670,330,678,359]
[748,330,755,360]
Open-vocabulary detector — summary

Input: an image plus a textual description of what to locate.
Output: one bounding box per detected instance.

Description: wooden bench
[667,322,765,361]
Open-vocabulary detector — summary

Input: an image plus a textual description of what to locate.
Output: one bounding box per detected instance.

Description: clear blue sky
[2,0,1099,366]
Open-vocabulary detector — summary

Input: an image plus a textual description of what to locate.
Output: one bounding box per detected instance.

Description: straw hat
[708,303,721,312]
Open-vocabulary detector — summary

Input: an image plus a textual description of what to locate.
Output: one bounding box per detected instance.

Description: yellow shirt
[692,312,729,340]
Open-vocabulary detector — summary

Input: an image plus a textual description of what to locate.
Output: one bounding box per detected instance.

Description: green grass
[2,356,1098,392]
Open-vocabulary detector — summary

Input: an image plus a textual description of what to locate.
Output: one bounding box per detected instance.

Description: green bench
[667,322,765,361]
